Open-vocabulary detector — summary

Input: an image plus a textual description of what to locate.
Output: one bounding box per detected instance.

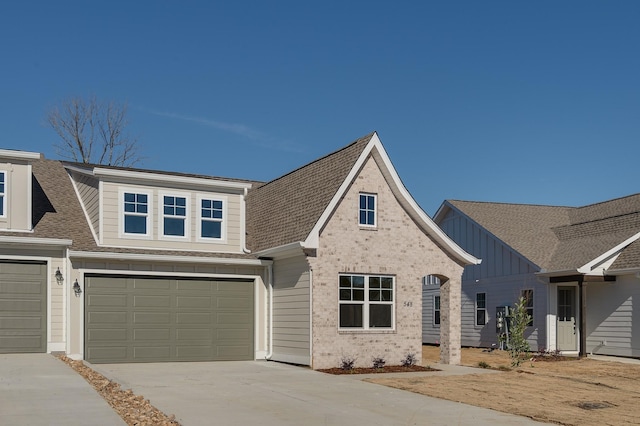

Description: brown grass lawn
[366,345,640,426]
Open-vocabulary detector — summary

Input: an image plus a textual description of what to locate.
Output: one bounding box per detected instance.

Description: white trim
[0,149,40,160]
[304,133,480,266]
[26,164,33,230]
[582,230,640,274]
[433,294,441,327]
[158,191,190,241]
[119,187,153,239]
[475,292,487,327]
[0,170,7,219]
[68,250,270,266]
[196,194,227,244]
[99,180,104,245]
[93,167,252,191]
[270,353,311,365]
[358,192,377,228]
[338,273,395,331]
[0,236,72,246]
[253,241,305,260]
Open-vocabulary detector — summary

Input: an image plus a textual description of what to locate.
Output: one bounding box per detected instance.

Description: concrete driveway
[92,360,549,426]
[0,354,124,426]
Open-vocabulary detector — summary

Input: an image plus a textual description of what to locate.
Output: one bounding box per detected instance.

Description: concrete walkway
[91,360,549,426]
[0,354,124,426]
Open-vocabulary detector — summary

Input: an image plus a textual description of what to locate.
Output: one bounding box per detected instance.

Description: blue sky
[1,1,639,215]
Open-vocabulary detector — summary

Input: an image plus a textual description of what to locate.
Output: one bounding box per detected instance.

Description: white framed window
[121,189,152,237]
[521,289,534,326]
[0,171,6,217]
[198,196,226,241]
[434,295,441,326]
[476,292,487,326]
[160,193,189,239]
[358,193,376,227]
[339,274,394,330]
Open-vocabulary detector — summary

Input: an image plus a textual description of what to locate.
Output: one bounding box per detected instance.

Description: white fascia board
[68,250,270,266]
[0,236,73,246]
[579,230,640,274]
[304,133,481,266]
[253,241,305,260]
[92,167,252,191]
[0,149,41,161]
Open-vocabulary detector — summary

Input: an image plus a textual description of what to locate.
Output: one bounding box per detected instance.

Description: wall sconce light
[55,268,64,285]
[73,279,82,297]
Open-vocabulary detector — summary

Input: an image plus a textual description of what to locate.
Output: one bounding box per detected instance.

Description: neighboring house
[423,196,640,359]
[0,132,479,369]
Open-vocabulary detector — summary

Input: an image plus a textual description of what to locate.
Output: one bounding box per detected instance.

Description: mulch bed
[319,365,438,375]
[57,355,181,426]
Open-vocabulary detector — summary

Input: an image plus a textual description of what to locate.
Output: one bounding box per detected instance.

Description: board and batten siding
[70,172,100,237]
[437,209,538,281]
[587,275,640,358]
[271,254,310,365]
[99,181,243,252]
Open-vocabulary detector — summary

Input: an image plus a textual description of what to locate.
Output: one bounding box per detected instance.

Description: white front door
[557,286,577,351]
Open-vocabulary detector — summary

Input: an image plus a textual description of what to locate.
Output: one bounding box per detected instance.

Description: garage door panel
[133,312,171,324]
[0,299,42,312]
[88,346,128,361]
[133,295,170,308]
[88,328,128,341]
[133,329,171,340]
[88,294,127,307]
[86,276,254,363]
[0,262,44,275]
[0,281,43,294]
[88,276,128,290]
[0,335,43,351]
[0,317,42,329]
[87,311,127,324]
[176,296,211,308]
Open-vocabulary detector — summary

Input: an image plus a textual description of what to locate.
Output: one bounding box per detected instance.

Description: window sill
[358,226,378,231]
[338,329,396,334]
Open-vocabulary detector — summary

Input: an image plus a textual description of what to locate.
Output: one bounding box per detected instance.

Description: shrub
[508,296,532,367]
[478,361,490,369]
[401,353,417,367]
[372,356,386,369]
[340,356,356,371]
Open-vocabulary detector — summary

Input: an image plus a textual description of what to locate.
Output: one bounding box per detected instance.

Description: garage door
[0,261,47,353]
[85,276,254,363]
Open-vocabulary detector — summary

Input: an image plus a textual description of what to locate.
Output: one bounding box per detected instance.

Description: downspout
[578,276,587,358]
[265,262,274,360]
[241,188,251,254]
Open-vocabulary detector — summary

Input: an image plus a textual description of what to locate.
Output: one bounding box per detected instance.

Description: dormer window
[123,191,150,235]
[359,193,376,227]
[162,195,187,237]
[0,172,5,217]
[199,198,224,240]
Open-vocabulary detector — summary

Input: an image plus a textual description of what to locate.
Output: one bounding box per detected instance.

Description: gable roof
[247,132,480,265]
[439,193,640,274]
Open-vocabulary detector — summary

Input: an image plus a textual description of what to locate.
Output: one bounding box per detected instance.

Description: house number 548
[403,301,413,307]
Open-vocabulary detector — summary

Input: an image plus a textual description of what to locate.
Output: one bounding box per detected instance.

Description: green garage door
[85,276,254,363]
[0,261,47,353]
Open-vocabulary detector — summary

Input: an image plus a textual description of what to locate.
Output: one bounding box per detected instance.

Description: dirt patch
[57,355,180,426]
[366,346,640,426]
[319,364,437,375]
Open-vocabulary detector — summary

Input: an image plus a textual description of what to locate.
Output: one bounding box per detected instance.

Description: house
[423,195,640,359]
[0,132,479,369]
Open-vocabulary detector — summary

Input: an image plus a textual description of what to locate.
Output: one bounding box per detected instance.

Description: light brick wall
[309,155,463,369]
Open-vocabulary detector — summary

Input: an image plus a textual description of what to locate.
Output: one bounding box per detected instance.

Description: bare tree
[47,95,142,166]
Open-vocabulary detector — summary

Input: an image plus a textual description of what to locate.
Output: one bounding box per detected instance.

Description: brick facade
[308,155,463,369]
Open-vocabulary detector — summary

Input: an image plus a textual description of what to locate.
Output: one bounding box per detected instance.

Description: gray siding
[72,172,100,236]
[272,254,310,364]
[423,274,547,351]
[587,276,640,358]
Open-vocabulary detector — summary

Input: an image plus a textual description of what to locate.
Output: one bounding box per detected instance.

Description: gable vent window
[123,192,149,235]
[359,193,376,227]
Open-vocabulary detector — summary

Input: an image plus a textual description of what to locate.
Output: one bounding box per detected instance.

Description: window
[476,293,487,326]
[339,274,394,329]
[434,295,441,325]
[200,198,223,239]
[521,289,534,326]
[359,193,376,226]
[123,192,149,235]
[0,171,5,217]
[162,195,187,237]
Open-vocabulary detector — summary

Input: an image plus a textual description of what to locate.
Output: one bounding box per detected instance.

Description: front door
[557,286,576,351]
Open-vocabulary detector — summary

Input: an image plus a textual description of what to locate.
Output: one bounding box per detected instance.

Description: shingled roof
[445,193,640,273]
[245,132,374,252]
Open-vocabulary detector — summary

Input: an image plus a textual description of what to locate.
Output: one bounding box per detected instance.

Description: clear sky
[2,1,639,215]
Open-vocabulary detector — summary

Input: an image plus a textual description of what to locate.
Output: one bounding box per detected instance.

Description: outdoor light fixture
[73,279,82,297]
[55,268,64,285]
